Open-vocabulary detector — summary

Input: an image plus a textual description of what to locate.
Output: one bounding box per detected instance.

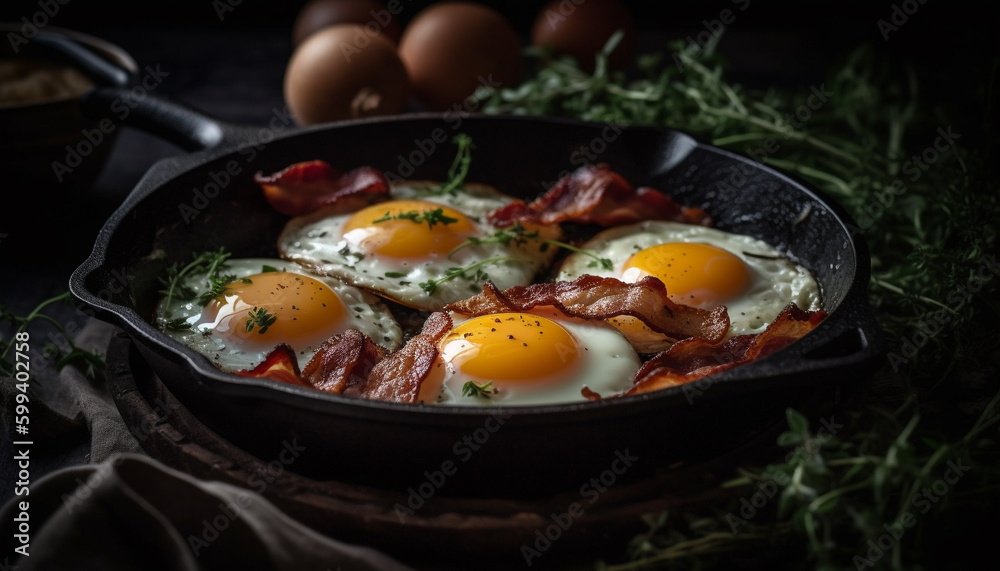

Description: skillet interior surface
[71,113,883,497]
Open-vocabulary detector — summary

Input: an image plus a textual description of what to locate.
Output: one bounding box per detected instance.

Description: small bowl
[0,23,138,192]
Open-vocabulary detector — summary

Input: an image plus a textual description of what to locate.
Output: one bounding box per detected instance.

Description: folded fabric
[0,453,416,570]
[0,318,416,570]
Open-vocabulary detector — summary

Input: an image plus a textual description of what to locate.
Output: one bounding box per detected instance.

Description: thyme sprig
[157,247,231,310]
[449,222,541,256]
[448,223,613,269]
[436,133,474,195]
[546,239,614,271]
[372,208,459,229]
[197,273,242,306]
[462,380,498,398]
[245,306,276,335]
[418,256,527,295]
[0,292,105,380]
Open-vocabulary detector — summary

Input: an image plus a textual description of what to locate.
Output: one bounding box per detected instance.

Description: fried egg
[557,221,822,340]
[155,258,402,373]
[277,181,559,311]
[418,309,642,406]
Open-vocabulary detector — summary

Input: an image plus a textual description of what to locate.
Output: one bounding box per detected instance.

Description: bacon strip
[361,312,453,403]
[445,275,730,345]
[628,304,828,395]
[254,160,389,216]
[300,329,387,395]
[235,344,309,387]
[487,164,712,228]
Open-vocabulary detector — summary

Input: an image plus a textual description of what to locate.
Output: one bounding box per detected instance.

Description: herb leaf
[418,256,526,295]
[547,239,614,271]
[197,273,238,305]
[436,133,474,195]
[450,222,541,257]
[245,307,276,335]
[373,207,459,229]
[157,247,231,310]
[462,380,497,398]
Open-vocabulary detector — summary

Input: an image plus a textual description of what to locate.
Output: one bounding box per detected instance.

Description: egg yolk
[622,242,752,307]
[439,313,581,387]
[196,271,347,350]
[341,199,476,259]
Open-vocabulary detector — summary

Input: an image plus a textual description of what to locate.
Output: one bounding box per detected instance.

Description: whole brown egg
[531,0,635,72]
[292,0,403,46]
[397,2,523,111]
[284,24,410,126]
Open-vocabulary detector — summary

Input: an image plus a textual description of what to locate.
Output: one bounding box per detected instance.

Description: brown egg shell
[284,24,411,126]
[397,2,523,111]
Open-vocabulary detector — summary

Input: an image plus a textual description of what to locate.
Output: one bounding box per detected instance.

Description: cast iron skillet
[70,87,885,498]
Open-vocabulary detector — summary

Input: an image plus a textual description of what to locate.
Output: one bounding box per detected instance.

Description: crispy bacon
[234,344,309,387]
[300,329,387,395]
[361,312,453,403]
[487,164,712,228]
[628,304,828,395]
[445,275,730,345]
[254,160,389,216]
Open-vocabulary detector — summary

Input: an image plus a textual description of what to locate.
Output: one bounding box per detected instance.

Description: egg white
[277,181,558,311]
[556,221,823,337]
[155,258,402,373]
[426,309,642,407]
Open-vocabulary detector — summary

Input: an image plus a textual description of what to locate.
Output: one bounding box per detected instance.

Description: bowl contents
[0,57,93,104]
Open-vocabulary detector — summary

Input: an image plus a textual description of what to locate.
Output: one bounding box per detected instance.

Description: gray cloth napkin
[0,319,414,570]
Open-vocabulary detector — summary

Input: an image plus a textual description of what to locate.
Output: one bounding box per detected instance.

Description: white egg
[417,309,642,407]
[155,258,402,373]
[556,221,823,339]
[277,181,559,312]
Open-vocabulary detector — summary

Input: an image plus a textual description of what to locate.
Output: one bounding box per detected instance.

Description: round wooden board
[107,327,801,570]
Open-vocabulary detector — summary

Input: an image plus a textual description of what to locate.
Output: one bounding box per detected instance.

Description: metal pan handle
[81,86,230,153]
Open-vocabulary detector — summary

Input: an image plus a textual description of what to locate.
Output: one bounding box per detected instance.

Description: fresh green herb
[449,225,612,270]
[197,273,238,305]
[245,307,276,335]
[436,133,474,195]
[373,208,459,229]
[547,239,614,270]
[481,30,998,571]
[0,292,105,380]
[418,256,526,295]
[261,264,279,273]
[338,245,365,262]
[158,247,231,310]
[384,271,407,278]
[449,222,541,256]
[162,317,192,331]
[462,380,498,398]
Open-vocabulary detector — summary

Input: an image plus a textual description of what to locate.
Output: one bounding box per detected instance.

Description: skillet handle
[764,297,886,373]
[81,86,227,152]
